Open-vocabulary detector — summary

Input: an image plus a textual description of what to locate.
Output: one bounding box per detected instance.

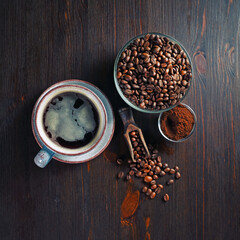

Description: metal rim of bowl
[113,32,194,114]
[158,103,197,143]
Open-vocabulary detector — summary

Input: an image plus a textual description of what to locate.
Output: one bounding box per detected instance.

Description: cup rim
[113,32,194,114]
[32,82,107,156]
[158,103,197,142]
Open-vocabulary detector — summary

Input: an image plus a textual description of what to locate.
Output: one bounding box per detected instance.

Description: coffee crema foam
[44,92,98,149]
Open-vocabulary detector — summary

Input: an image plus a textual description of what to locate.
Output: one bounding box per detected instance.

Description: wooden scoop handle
[118,107,136,131]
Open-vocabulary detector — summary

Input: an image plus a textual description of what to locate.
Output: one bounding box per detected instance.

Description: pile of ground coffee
[160,104,195,140]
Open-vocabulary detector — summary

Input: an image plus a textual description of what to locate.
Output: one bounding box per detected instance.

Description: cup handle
[34,147,55,168]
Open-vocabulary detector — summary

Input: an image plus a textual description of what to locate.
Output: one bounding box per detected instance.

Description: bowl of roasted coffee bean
[114,33,193,113]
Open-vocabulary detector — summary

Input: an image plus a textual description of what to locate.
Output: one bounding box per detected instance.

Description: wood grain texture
[0,0,239,239]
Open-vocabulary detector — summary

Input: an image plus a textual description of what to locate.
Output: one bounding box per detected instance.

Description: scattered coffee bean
[164,167,170,173]
[167,179,174,185]
[116,142,182,202]
[144,176,153,183]
[163,163,168,168]
[160,170,166,176]
[155,166,161,174]
[150,180,156,185]
[129,170,135,176]
[153,174,158,180]
[150,192,156,199]
[151,153,157,159]
[118,171,124,179]
[130,164,136,168]
[155,187,161,194]
[141,172,147,178]
[117,158,123,165]
[117,34,192,110]
[158,162,163,168]
[142,186,148,193]
[128,159,132,164]
[163,193,170,202]
[136,171,142,177]
[151,184,157,190]
[126,174,131,181]
[176,172,181,179]
[146,188,152,196]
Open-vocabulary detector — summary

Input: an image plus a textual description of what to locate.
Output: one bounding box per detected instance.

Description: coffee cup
[32,80,115,168]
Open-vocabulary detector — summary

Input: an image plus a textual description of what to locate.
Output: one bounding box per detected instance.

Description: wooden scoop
[118,107,150,162]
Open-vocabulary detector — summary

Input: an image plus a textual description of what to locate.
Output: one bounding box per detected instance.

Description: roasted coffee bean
[117,141,181,202]
[117,72,122,79]
[116,158,123,165]
[142,186,148,193]
[130,131,137,136]
[158,162,163,168]
[132,167,138,172]
[117,34,192,110]
[118,171,124,179]
[155,166,161,174]
[151,153,157,159]
[176,172,181,179]
[150,180,156,185]
[126,174,131,181]
[153,174,159,180]
[133,141,138,147]
[167,179,174,185]
[124,89,132,95]
[163,193,170,202]
[129,170,135,176]
[144,176,153,183]
[136,171,142,177]
[146,188,152,196]
[150,192,156,199]
[155,187,161,194]
[175,166,180,171]
[128,159,132,164]
[151,184,157,190]
[160,171,166,176]
[149,161,155,166]
[162,163,168,168]
[164,167,170,173]
[140,161,145,167]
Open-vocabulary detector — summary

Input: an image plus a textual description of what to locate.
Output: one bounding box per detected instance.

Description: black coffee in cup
[43,92,99,149]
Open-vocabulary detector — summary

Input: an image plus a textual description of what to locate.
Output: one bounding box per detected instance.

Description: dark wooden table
[1,0,239,239]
